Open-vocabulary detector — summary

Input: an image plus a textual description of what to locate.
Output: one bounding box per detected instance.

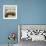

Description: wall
[20,0,46,24]
[0,0,46,44]
[0,0,21,44]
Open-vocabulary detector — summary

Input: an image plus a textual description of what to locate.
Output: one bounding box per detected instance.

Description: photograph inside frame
[3,5,17,19]
[18,25,46,41]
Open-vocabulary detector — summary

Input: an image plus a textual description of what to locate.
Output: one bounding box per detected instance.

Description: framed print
[3,5,17,19]
[18,24,46,41]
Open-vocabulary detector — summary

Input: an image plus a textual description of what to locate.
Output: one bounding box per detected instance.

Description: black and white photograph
[18,25,46,46]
